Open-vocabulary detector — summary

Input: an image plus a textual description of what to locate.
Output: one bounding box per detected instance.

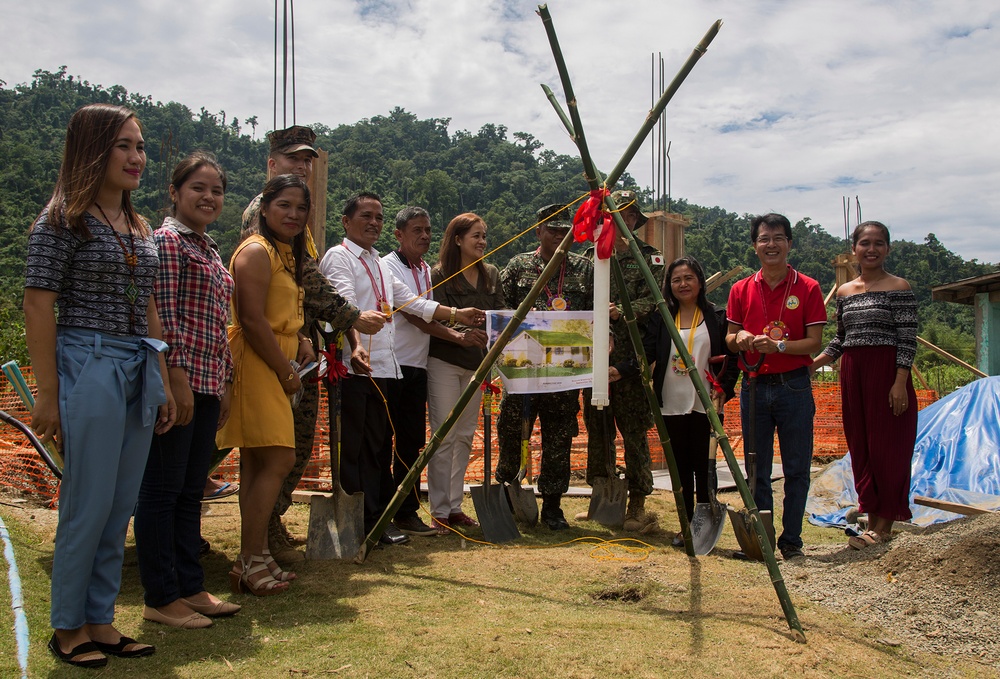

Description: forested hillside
[1,68,994,390]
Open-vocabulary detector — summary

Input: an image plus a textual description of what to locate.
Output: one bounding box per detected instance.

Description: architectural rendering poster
[486,310,594,394]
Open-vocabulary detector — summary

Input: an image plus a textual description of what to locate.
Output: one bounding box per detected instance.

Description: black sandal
[92,635,156,658]
[48,633,109,668]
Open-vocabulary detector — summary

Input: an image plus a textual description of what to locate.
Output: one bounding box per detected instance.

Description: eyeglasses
[755,236,788,245]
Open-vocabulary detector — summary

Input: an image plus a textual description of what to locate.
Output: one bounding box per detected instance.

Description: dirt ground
[2,469,999,677]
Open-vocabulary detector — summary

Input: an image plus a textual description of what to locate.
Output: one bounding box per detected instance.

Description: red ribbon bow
[573,188,615,259]
[317,349,349,384]
[703,367,724,397]
[480,379,501,395]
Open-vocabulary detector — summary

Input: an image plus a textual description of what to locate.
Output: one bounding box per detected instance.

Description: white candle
[592,248,610,408]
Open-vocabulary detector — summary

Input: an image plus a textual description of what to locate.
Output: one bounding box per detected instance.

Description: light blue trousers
[50,328,166,630]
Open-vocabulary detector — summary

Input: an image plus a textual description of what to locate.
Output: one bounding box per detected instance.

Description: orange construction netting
[1,366,939,504]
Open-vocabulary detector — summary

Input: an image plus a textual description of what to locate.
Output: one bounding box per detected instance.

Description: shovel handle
[517,394,531,483]
[482,389,492,487]
[739,351,765,377]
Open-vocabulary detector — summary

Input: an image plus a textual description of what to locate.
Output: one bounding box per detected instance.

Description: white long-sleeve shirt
[382,250,434,370]
[319,238,439,378]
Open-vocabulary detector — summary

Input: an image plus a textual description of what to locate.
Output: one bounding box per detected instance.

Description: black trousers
[663,411,712,519]
[339,376,388,532]
[380,366,428,517]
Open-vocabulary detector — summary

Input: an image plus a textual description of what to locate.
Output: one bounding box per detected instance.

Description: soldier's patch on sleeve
[651,254,664,265]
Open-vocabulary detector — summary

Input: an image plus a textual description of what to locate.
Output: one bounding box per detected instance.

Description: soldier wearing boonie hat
[578,189,665,532]
[494,202,594,531]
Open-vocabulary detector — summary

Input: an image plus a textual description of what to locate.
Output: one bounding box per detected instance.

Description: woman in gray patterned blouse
[811,221,918,549]
[24,104,176,667]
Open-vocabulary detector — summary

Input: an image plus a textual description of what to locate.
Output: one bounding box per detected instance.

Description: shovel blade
[689,500,727,556]
[726,506,775,562]
[588,475,628,528]
[505,482,538,526]
[306,485,365,560]
[471,483,520,543]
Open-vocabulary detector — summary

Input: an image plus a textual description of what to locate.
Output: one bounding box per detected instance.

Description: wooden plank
[916,336,987,378]
[913,495,998,516]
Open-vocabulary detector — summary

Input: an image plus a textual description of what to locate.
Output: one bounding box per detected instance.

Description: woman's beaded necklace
[96,203,140,332]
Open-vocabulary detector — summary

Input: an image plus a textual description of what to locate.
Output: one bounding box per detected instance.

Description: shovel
[306,343,365,560]
[505,394,539,526]
[689,432,726,555]
[587,403,627,528]
[470,383,520,542]
[727,352,776,561]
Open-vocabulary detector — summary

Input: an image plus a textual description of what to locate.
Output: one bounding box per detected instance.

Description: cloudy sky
[4,1,998,263]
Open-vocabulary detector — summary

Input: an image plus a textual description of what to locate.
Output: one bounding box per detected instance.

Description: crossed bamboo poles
[356,4,805,643]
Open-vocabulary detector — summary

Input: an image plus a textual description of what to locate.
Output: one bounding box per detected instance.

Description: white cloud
[3,0,998,263]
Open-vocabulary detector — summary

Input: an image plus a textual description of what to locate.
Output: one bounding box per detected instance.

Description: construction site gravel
[782,511,1000,671]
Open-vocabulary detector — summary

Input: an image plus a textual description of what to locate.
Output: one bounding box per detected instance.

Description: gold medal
[548,296,567,311]
[380,300,393,322]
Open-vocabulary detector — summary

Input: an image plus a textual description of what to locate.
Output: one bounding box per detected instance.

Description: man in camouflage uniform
[242,125,383,564]
[579,190,665,532]
[495,204,594,530]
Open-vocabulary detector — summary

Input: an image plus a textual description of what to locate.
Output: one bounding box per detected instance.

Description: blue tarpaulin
[808,376,1000,528]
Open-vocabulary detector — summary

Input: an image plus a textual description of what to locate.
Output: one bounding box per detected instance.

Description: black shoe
[48,634,109,669]
[671,533,685,548]
[199,537,211,556]
[541,507,569,531]
[730,550,748,560]
[394,514,438,537]
[780,545,805,560]
[379,525,412,545]
[92,636,155,658]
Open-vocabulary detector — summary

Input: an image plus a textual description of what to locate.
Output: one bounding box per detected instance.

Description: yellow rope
[389,194,590,318]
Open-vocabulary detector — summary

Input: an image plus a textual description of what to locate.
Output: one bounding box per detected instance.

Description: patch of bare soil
[783,512,1000,670]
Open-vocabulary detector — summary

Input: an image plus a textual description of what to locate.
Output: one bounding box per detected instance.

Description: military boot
[541,494,570,531]
[622,493,658,534]
[268,513,305,564]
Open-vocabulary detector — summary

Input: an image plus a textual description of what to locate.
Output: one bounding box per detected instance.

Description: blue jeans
[135,392,220,607]
[50,328,166,629]
[740,368,815,551]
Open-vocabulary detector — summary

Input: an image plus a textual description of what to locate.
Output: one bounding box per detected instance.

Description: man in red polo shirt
[726,213,827,560]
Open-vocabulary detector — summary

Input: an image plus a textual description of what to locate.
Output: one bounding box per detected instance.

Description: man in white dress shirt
[319,193,483,544]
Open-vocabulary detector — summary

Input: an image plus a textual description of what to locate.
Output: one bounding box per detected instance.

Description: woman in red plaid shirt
[134,152,241,628]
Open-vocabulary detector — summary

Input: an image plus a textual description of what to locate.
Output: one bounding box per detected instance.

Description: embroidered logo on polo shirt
[786,295,800,310]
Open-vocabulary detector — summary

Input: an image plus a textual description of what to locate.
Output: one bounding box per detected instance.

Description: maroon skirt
[840,345,917,521]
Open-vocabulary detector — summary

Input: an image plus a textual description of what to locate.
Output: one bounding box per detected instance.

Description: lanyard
[757,266,793,329]
[343,240,387,306]
[535,248,566,304]
[671,306,701,375]
[410,259,431,298]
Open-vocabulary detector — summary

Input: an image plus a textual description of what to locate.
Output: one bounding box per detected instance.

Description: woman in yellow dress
[217,174,315,596]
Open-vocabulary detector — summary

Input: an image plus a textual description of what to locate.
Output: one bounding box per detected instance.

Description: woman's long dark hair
[435,212,493,294]
[663,255,711,318]
[258,174,310,285]
[37,103,147,238]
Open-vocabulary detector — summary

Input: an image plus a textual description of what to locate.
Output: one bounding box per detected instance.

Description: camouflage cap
[611,190,648,229]
[535,203,572,229]
[268,125,319,157]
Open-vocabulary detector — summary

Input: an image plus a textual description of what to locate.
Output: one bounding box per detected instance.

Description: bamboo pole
[536,30,692,548]
[916,336,987,378]
[911,363,931,391]
[537,4,805,642]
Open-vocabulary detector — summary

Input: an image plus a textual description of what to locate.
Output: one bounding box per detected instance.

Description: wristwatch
[776,340,787,353]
